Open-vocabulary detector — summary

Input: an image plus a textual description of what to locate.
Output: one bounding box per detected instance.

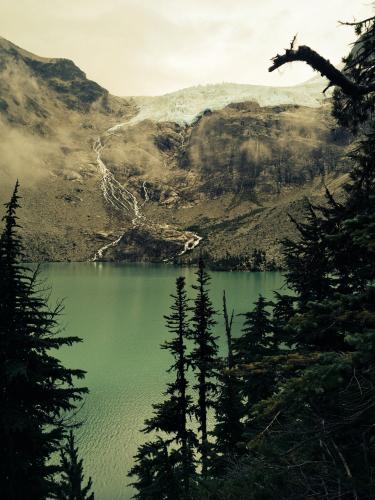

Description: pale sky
[0,0,373,96]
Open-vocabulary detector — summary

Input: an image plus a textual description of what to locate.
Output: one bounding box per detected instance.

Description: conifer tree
[320,130,375,293]
[211,292,244,475]
[0,182,87,499]
[55,431,94,500]
[332,15,375,131]
[223,291,234,369]
[282,203,333,310]
[233,295,274,419]
[209,14,375,498]
[271,291,295,348]
[189,257,218,477]
[234,295,273,364]
[129,277,195,498]
[129,439,181,500]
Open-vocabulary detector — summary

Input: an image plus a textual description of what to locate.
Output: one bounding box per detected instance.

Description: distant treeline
[181,249,280,272]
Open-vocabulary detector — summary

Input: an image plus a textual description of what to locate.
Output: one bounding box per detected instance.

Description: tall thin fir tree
[233,295,274,418]
[0,182,88,500]
[129,277,195,498]
[189,257,218,477]
[211,291,244,475]
[234,295,273,364]
[55,431,94,500]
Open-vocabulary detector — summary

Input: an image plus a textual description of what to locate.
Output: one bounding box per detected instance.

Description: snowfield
[128,76,330,126]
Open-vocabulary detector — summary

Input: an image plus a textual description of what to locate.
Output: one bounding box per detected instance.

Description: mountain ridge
[0,37,350,268]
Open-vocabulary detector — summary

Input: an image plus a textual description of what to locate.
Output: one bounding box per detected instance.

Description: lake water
[42,263,284,499]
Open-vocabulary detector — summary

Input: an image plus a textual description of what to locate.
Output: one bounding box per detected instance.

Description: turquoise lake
[42,263,284,499]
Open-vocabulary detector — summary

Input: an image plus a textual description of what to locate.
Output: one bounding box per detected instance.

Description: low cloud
[0,1,373,96]
[0,118,57,186]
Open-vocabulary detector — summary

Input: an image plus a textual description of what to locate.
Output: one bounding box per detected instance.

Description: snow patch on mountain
[129,78,330,126]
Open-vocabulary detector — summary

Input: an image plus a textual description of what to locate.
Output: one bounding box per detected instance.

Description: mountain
[0,37,351,268]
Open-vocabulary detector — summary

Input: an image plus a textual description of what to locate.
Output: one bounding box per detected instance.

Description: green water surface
[42,263,284,499]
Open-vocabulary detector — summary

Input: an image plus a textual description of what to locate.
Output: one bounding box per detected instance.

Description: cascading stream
[92,121,201,261]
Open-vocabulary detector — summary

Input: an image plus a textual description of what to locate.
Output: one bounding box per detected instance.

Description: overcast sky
[0,0,373,96]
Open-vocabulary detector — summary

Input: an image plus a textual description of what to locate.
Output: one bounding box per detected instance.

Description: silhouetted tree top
[56,431,94,500]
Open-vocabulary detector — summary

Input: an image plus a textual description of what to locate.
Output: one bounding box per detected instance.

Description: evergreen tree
[321,130,375,293]
[282,202,333,310]
[271,291,295,349]
[233,295,276,426]
[129,439,181,500]
[0,182,87,500]
[332,15,375,131]
[189,257,218,477]
[202,13,375,499]
[223,291,234,369]
[233,295,273,365]
[129,277,195,498]
[211,292,244,475]
[55,430,94,500]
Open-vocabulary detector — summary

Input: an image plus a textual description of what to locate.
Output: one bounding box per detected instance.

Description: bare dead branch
[269,45,375,97]
[258,410,281,439]
[331,439,358,500]
[338,16,375,27]
[290,33,298,50]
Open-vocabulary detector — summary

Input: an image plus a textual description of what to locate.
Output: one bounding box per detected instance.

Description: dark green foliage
[333,15,375,131]
[129,277,195,498]
[183,249,279,272]
[55,431,94,500]
[271,291,295,348]
[211,292,244,475]
[0,183,87,500]
[198,13,375,499]
[133,15,375,497]
[322,129,375,292]
[189,258,219,476]
[129,439,182,500]
[282,202,333,309]
[234,295,273,364]
[233,295,275,424]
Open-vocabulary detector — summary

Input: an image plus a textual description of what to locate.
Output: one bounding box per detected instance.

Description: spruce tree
[282,203,333,310]
[234,295,273,364]
[129,277,195,498]
[233,295,275,421]
[55,431,94,500]
[321,130,375,293]
[189,257,218,477]
[211,292,244,475]
[271,291,295,349]
[0,182,87,499]
[332,15,375,131]
[129,439,181,500]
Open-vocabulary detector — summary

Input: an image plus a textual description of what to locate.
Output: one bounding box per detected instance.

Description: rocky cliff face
[0,38,351,267]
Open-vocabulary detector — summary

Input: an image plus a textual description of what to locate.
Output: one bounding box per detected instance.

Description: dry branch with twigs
[269,43,375,97]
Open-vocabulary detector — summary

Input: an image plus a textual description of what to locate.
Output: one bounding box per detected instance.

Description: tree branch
[338,16,375,27]
[269,44,375,97]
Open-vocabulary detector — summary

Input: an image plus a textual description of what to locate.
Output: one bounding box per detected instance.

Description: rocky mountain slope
[0,37,351,267]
